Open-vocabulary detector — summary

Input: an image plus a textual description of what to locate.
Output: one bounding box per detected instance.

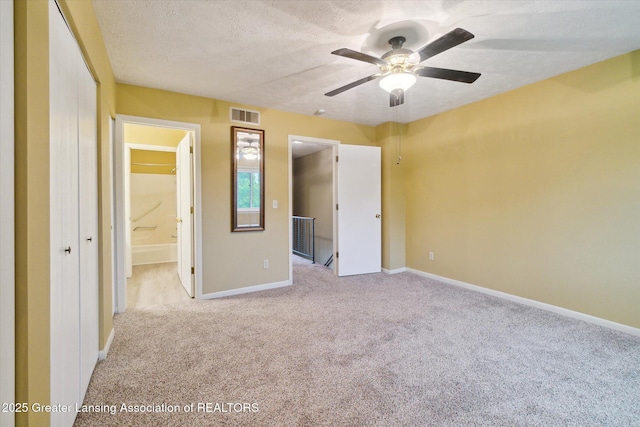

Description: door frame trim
[287,135,339,283]
[0,0,14,424]
[114,115,202,312]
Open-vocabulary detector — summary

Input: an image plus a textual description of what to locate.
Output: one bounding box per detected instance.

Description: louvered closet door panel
[78,57,98,401]
[49,1,80,426]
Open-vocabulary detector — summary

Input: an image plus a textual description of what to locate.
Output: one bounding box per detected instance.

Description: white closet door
[78,58,98,399]
[49,1,80,425]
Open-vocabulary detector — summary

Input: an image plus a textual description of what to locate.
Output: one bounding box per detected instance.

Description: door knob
[176,217,183,223]
[64,246,72,254]
[86,236,93,242]
[375,214,381,219]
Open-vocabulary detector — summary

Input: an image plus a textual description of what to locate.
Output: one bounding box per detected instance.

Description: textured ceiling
[92,0,640,127]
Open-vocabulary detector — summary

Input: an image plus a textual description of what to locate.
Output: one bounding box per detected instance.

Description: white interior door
[176,134,194,297]
[337,144,382,276]
[77,58,98,401]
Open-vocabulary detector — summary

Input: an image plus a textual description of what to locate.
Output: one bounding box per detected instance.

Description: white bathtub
[132,243,177,266]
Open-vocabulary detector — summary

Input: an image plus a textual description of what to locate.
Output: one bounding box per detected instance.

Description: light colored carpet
[127,262,191,309]
[76,259,640,426]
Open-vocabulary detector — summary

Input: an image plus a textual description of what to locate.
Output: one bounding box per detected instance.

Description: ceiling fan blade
[331,48,388,67]
[415,28,475,63]
[415,66,481,83]
[390,89,404,107]
[325,74,380,97]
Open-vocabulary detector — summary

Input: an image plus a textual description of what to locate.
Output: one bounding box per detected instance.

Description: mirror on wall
[232,126,265,232]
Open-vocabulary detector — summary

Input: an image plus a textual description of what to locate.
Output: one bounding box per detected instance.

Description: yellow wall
[14,1,51,424]
[14,0,116,424]
[403,50,640,328]
[377,121,406,271]
[130,149,176,175]
[125,123,187,147]
[125,123,186,174]
[117,83,376,294]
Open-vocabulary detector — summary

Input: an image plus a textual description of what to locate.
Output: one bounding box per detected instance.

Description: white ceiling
[92,0,640,127]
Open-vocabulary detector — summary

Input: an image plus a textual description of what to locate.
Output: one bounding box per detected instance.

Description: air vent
[230,107,260,126]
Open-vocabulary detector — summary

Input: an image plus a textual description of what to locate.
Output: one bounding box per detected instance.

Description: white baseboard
[201,280,290,300]
[382,267,407,275]
[99,328,115,361]
[407,268,640,337]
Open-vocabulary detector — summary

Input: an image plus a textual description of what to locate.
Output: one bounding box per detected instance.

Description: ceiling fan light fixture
[379,72,417,93]
[240,145,259,160]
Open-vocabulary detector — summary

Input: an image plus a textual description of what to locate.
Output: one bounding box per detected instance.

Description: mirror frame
[231,126,265,232]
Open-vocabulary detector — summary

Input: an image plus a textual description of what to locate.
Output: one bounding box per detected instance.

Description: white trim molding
[0,1,16,427]
[382,267,407,275]
[98,328,115,361]
[0,0,15,425]
[407,268,640,338]
[201,280,290,300]
[126,142,176,152]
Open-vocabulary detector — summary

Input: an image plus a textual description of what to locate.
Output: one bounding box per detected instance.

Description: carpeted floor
[75,258,640,426]
[127,262,191,309]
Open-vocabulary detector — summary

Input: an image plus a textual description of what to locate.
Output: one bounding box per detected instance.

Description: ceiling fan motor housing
[388,36,406,49]
[381,36,419,72]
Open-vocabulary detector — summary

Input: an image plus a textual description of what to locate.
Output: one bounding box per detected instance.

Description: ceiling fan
[325,28,481,107]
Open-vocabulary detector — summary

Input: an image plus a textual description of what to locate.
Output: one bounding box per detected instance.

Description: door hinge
[190,206,194,214]
[336,204,339,210]
[336,155,339,162]
[191,266,195,275]
[336,252,339,258]
[189,146,193,154]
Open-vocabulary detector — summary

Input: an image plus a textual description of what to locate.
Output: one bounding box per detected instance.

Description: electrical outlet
[272,200,278,209]
[429,251,435,261]
[263,259,269,269]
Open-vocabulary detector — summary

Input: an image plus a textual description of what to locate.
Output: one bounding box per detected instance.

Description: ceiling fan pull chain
[394,109,402,165]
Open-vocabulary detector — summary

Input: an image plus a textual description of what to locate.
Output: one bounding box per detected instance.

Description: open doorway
[288,135,339,283]
[288,135,383,282]
[126,133,186,308]
[114,116,202,312]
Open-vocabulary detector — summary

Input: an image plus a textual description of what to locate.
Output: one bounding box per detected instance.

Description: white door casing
[337,145,382,276]
[110,117,117,315]
[0,1,14,425]
[114,117,126,312]
[176,133,194,297]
